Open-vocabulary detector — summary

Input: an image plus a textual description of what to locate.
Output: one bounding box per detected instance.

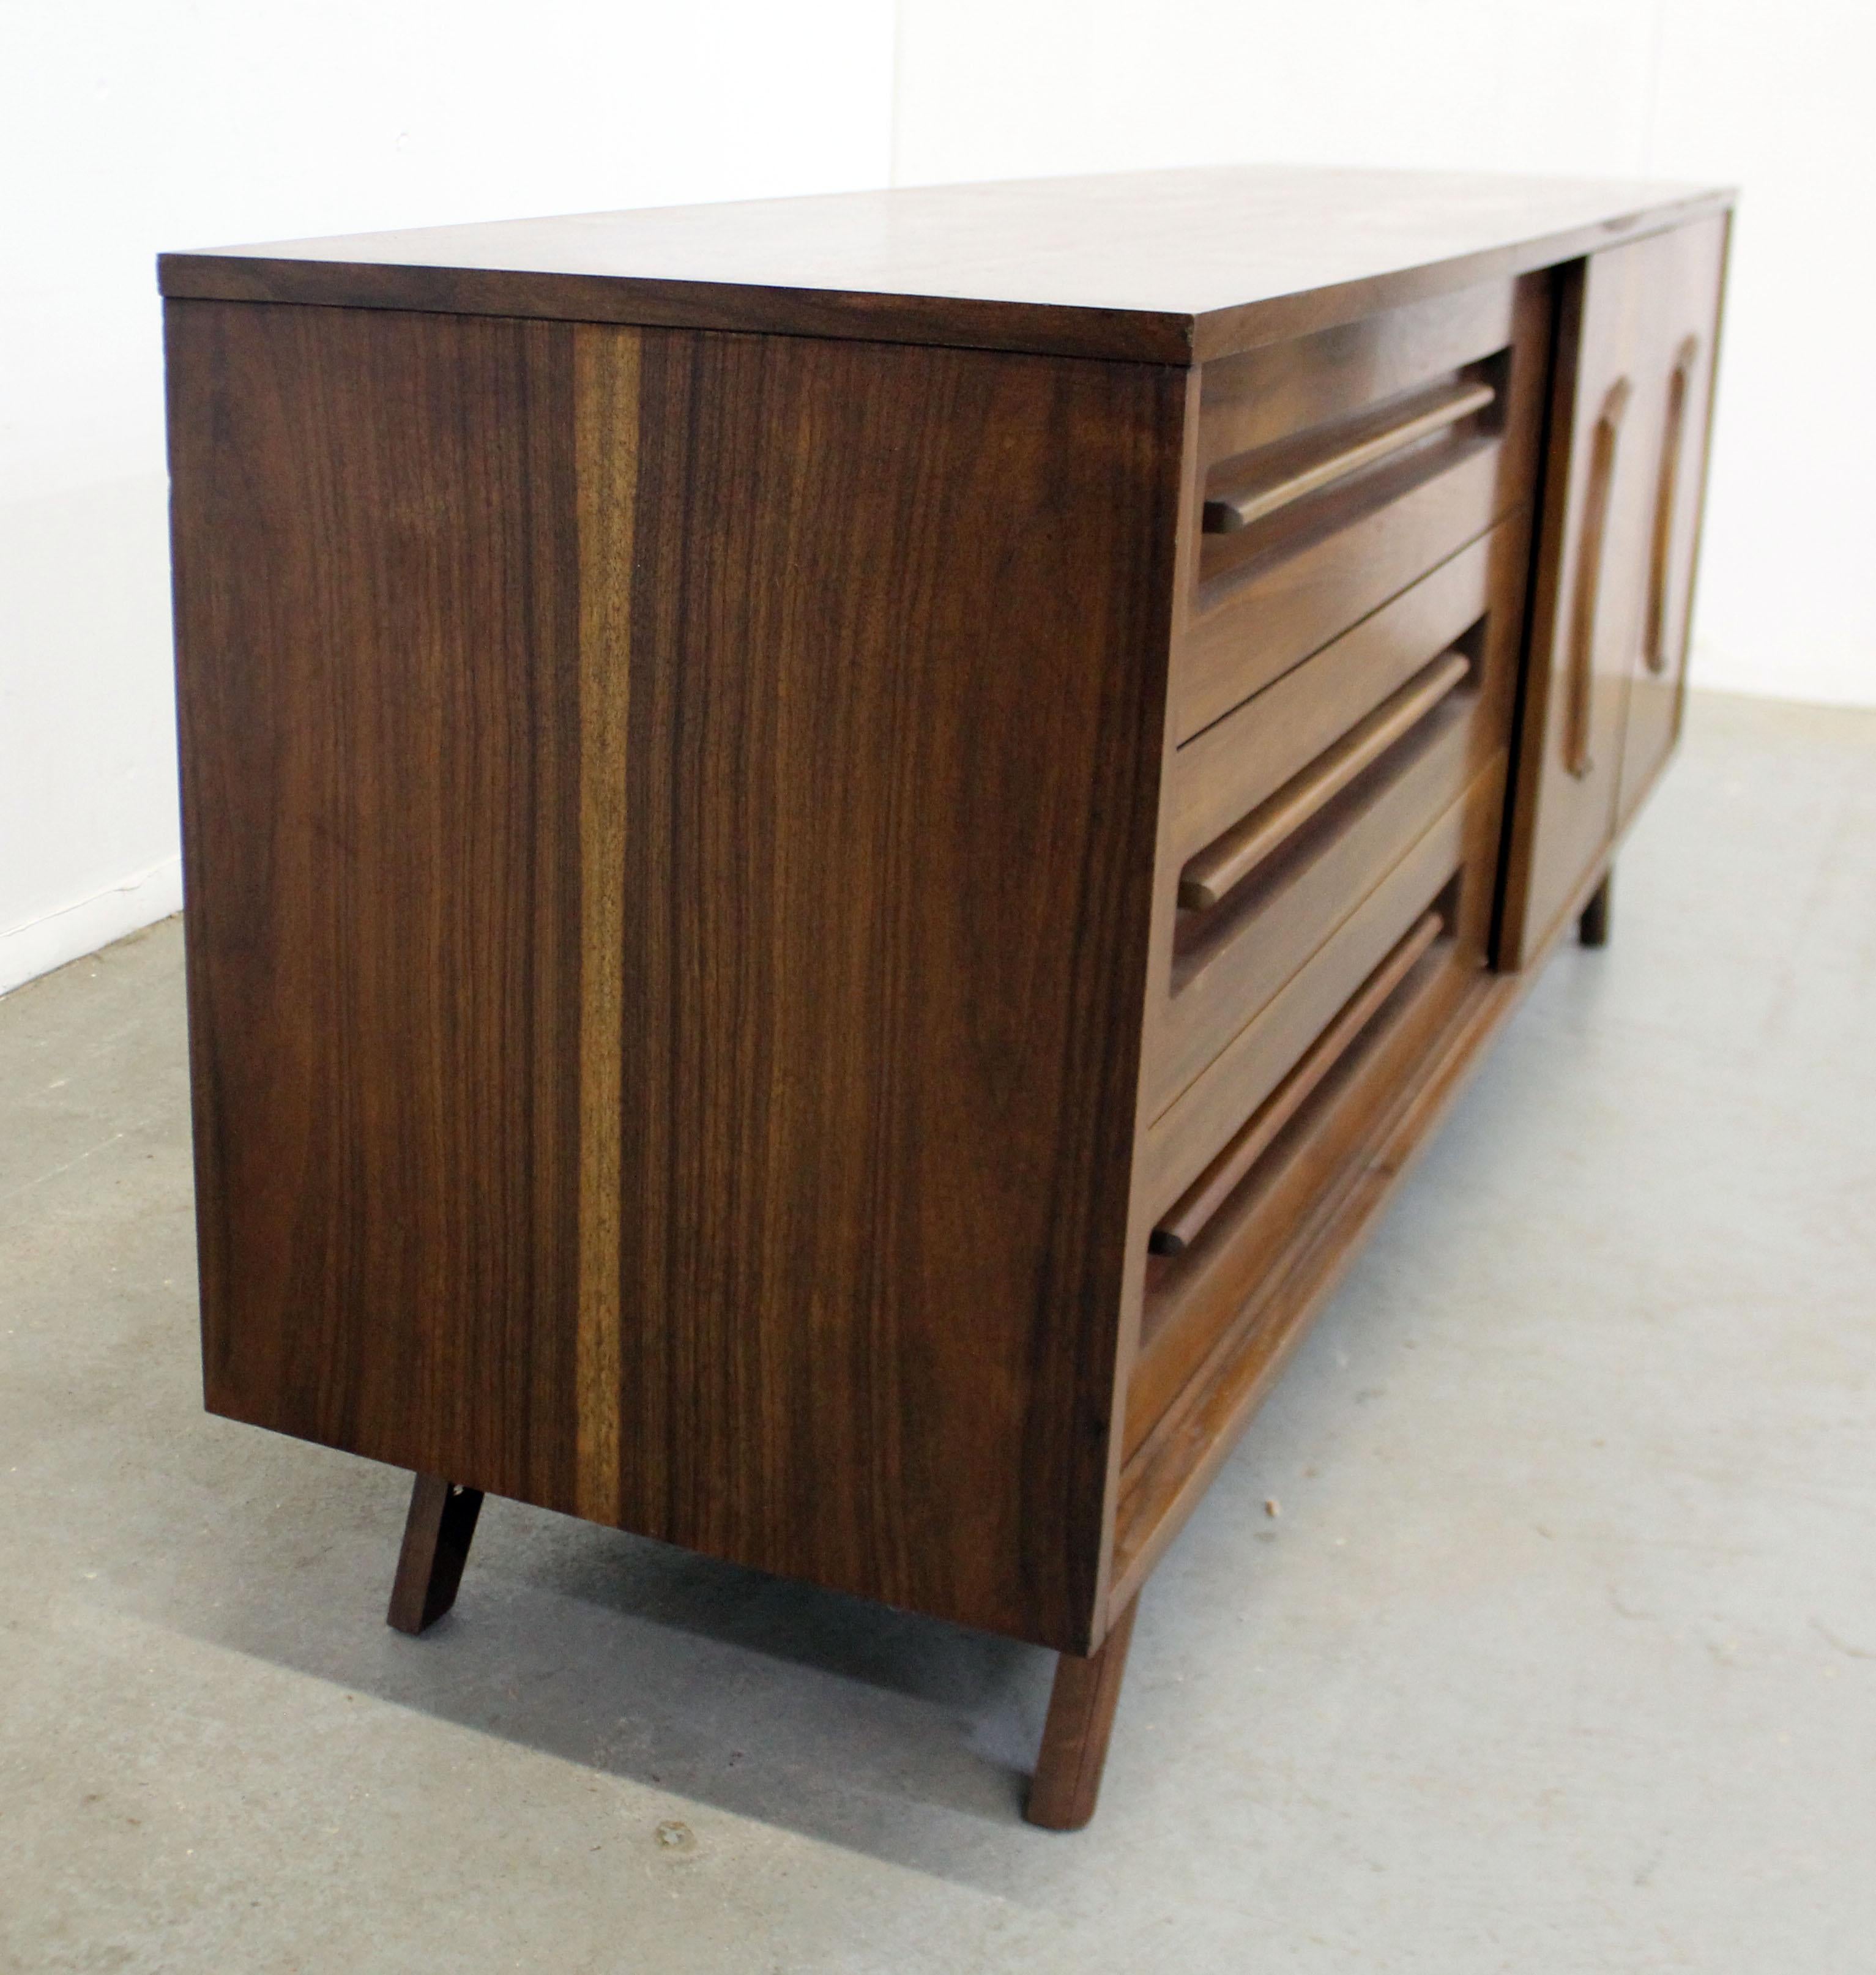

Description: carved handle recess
[1564,375,1632,779]
[1643,336,1702,675]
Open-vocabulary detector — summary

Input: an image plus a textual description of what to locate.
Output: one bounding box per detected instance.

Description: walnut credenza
[161,167,1732,1828]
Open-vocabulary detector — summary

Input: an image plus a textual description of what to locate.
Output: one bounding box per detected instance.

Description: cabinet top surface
[159,163,1732,363]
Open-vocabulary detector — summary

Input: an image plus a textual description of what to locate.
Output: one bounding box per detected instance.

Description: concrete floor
[2,688,1872,1973]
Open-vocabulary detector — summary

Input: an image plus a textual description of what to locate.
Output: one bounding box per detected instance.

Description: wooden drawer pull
[1202,379,1496,534]
[1179,651,1470,913]
[1150,909,1444,1256]
[1643,337,1701,674]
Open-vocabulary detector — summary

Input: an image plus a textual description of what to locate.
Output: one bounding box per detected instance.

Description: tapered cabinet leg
[1579,868,1613,948]
[387,1473,484,1635]
[1025,1593,1140,1831]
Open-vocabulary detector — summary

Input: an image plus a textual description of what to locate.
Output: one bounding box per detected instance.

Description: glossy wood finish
[1202,379,1497,534]
[166,169,1732,1828]
[1125,756,1507,1467]
[169,298,1183,1656]
[1125,938,1475,1460]
[1175,272,1550,743]
[1167,523,1506,862]
[1115,952,1516,1599]
[157,166,1729,366]
[1197,277,1521,467]
[1026,1594,1141,1831]
[1145,765,1491,1218]
[387,1475,485,1634]
[1179,440,1500,741]
[1178,652,1471,912]
[1158,697,1495,1117]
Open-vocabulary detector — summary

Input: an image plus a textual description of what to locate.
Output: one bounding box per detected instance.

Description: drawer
[1125,757,1508,1460]
[1142,756,1504,1219]
[1150,663,1498,1117]
[1169,523,1505,863]
[1198,277,1522,470]
[1124,920,1480,1460]
[1172,272,1551,745]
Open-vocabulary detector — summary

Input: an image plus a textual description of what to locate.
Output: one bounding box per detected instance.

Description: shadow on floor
[6,917,1082,1886]
[127,1426,1068,1870]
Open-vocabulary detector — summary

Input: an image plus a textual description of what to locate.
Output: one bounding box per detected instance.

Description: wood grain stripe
[573,325,641,1521]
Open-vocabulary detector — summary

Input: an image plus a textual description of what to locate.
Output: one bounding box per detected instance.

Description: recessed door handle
[1564,375,1631,779]
[1643,336,1702,675]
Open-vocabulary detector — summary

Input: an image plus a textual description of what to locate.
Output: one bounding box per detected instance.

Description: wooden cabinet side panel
[167,300,1184,1651]
[605,327,1183,1650]
[169,299,588,1512]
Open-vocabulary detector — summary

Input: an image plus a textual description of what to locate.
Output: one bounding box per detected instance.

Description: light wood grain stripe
[573,324,640,1521]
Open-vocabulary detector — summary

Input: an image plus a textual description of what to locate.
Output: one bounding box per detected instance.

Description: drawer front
[1198,277,1522,469]
[1170,523,1502,864]
[1142,759,1502,1219]
[1153,677,1492,1117]
[1147,508,1533,1124]
[1125,757,1508,1461]
[1173,272,1551,745]
[1126,929,1475,1459]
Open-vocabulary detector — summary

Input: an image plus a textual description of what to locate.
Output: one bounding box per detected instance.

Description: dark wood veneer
[171,298,1185,1653]
[164,164,1731,1826]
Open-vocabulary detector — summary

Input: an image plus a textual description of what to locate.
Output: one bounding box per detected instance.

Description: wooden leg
[387,1473,484,1635]
[1025,1594,1139,1831]
[1579,868,1612,948]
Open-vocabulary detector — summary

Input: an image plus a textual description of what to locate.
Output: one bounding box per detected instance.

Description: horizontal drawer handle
[1179,650,1470,913]
[1202,379,1497,535]
[1150,909,1444,1257]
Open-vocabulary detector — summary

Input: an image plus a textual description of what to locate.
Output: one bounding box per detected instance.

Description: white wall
[892,0,1876,712]
[2,0,1867,995]
[1645,0,1874,706]
[0,0,894,995]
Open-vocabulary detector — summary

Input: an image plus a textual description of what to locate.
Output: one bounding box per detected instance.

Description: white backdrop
[893,0,1876,715]
[2,0,1867,994]
[0,1,895,994]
